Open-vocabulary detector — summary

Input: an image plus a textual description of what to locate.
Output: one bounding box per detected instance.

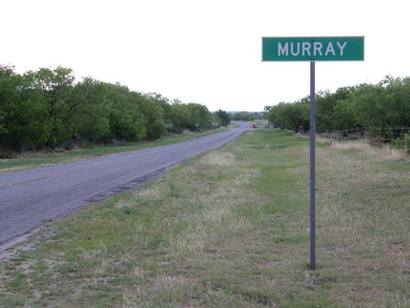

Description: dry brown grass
[329,139,407,161]
[314,142,410,306]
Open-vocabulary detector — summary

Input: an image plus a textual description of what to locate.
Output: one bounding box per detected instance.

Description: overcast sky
[1,0,409,111]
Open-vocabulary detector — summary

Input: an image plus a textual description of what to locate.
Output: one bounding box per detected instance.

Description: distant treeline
[265,76,410,142]
[231,111,264,121]
[0,65,231,153]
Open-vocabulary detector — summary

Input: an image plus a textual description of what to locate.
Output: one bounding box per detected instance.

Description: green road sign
[262,36,364,61]
[261,35,365,271]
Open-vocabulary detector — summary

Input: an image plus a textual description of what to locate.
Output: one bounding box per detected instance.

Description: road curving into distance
[0,122,249,247]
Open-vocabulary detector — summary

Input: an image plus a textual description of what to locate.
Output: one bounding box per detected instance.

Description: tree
[214,109,231,126]
[68,78,111,143]
[170,102,190,132]
[186,103,213,130]
[0,67,50,151]
[107,85,145,141]
[138,94,166,140]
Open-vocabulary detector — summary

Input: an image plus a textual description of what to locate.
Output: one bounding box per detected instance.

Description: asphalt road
[0,123,248,246]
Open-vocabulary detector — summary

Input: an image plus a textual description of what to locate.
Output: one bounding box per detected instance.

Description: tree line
[0,65,231,154]
[265,76,410,143]
[231,111,263,122]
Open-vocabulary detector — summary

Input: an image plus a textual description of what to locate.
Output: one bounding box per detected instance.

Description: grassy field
[0,129,409,306]
[0,127,228,173]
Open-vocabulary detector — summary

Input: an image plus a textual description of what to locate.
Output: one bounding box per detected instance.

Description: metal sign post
[262,36,364,271]
[309,61,316,270]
